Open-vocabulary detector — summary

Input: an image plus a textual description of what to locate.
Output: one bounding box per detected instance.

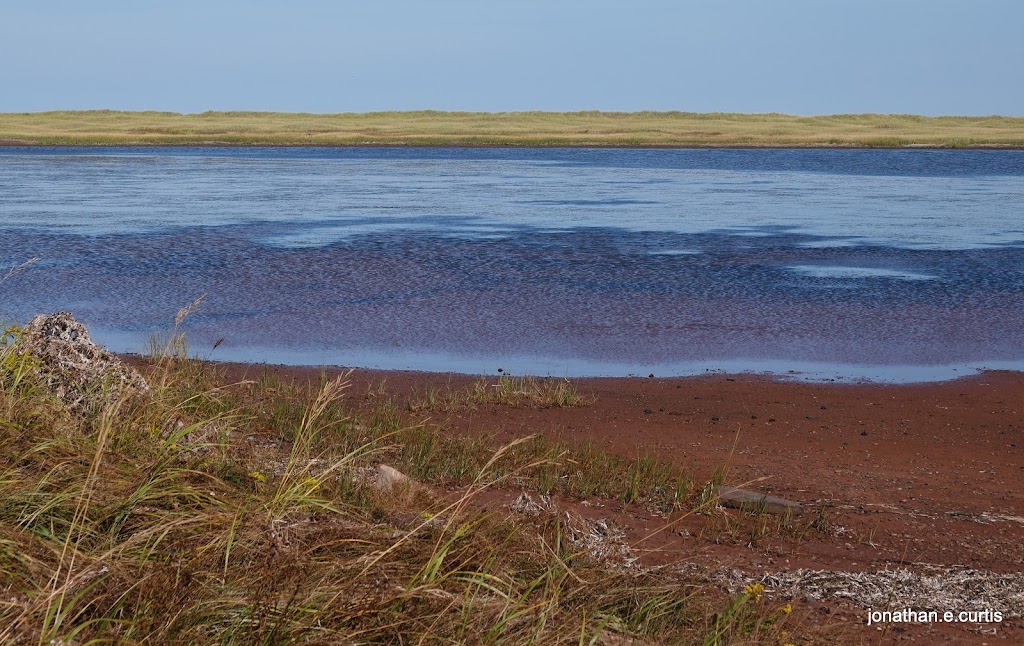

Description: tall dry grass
[0,323,814,644]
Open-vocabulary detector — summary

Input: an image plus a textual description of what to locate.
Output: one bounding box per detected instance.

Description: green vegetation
[2,110,1023,147]
[406,375,591,413]
[0,324,812,643]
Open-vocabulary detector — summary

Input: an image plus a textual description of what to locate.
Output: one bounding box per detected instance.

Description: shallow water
[1,146,1023,382]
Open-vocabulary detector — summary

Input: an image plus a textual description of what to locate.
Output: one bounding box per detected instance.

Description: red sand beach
[193,360,1024,643]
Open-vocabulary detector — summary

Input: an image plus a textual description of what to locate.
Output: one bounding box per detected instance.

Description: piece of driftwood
[716,486,801,514]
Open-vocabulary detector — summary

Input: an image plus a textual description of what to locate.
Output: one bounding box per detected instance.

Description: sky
[3,0,1023,116]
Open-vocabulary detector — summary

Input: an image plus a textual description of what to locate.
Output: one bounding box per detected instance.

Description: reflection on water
[1,146,1023,382]
[786,265,938,281]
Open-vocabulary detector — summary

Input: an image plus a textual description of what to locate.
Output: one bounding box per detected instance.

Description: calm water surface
[2,146,1023,382]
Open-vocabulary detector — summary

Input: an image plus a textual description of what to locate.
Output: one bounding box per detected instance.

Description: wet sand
[193,361,1024,642]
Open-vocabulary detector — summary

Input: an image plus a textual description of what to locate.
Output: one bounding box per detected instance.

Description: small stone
[375,464,412,491]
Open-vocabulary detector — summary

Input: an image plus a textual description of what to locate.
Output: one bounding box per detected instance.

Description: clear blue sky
[3,0,1023,115]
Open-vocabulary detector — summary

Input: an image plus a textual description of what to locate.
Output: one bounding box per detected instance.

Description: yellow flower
[783,602,792,614]
[169,443,178,450]
[248,470,266,483]
[743,583,765,596]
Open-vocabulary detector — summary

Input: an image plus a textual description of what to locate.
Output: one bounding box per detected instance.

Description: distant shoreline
[3,110,1024,148]
[3,140,1024,150]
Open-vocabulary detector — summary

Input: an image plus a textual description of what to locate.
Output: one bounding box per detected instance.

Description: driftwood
[716,485,802,514]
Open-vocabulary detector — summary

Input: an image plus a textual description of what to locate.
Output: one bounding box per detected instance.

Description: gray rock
[375,464,414,492]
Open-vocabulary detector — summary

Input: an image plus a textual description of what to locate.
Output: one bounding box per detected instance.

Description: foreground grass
[0,331,805,644]
[2,110,1024,147]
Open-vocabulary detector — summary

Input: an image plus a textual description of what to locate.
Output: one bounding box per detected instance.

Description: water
[2,146,1023,382]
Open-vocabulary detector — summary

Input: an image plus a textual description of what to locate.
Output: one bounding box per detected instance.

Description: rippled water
[2,146,1023,381]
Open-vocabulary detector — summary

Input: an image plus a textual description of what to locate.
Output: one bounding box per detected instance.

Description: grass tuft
[408,374,592,413]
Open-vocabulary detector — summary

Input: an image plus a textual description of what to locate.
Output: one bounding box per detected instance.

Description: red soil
[205,362,1024,643]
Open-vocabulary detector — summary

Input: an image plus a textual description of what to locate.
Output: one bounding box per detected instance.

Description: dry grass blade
[0,257,39,286]
[174,293,205,328]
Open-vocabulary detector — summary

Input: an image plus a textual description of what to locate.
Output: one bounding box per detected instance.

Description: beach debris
[718,565,1024,618]
[716,485,801,514]
[945,510,1024,525]
[563,511,638,568]
[15,311,148,411]
[509,491,555,516]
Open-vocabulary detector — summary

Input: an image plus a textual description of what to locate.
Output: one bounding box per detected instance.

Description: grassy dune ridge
[2,110,1024,147]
